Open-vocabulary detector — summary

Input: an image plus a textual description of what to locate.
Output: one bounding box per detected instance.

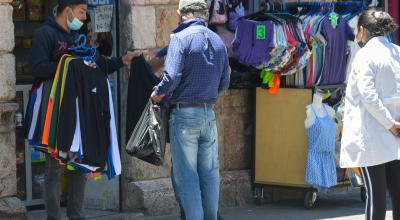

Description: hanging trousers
[361,160,400,220]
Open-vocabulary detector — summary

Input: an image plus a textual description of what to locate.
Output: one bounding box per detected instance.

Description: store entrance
[12,0,120,210]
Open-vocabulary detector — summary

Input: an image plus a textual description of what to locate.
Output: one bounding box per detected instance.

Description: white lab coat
[340,36,400,168]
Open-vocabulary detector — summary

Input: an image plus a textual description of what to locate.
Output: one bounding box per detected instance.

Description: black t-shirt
[57,59,110,167]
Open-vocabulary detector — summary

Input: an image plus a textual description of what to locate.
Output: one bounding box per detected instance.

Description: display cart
[253,87,366,209]
[250,0,369,209]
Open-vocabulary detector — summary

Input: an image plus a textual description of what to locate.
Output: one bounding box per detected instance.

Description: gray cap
[178,0,208,13]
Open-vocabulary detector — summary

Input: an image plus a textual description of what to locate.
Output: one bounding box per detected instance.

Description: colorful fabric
[29,55,121,179]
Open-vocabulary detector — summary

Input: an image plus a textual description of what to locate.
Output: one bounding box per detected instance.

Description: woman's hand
[389,122,400,137]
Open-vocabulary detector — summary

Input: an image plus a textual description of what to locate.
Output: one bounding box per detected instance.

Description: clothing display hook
[68,34,97,62]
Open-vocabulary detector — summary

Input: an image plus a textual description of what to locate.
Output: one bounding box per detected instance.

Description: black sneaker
[218,212,224,220]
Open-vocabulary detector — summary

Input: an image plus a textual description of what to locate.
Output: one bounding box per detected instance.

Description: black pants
[361,160,400,220]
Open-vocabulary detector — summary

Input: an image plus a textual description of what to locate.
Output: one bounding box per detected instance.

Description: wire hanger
[68,34,97,62]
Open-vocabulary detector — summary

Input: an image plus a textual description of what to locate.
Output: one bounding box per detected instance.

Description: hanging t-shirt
[232,18,275,67]
[126,55,160,143]
[57,59,111,168]
[318,16,354,86]
[345,15,359,83]
[27,79,53,147]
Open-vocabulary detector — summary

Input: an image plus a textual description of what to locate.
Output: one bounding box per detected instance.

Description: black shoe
[179,208,185,220]
[217,212,224,220]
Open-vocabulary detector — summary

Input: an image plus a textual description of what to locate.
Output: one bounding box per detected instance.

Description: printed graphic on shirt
[352,68,360,80]
[57,41,68,52]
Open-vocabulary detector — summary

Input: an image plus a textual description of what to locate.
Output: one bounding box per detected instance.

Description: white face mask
[67,9,83,31]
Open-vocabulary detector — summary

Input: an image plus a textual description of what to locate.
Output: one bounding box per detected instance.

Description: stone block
[123,170,252,216]
[119,1,134,51]
[123,178,179,216]
[156,6,179,47]
[0,5,14,52]
[0,197,26,220]
[0,132,17,198]
[0,54,16,101]
[129,0,179,6]
[0,102,18,134]
[220,170,252,208]
[219,181,236,207]
[122,143,172,181]
[148,0,179,4]
[130,6,156,49]
[236,177,253,206]
[215,89,253,171]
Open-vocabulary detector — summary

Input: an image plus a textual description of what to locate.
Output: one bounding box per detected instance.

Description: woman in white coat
[341,9,400,220]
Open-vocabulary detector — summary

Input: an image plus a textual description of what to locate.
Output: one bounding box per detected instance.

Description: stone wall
[118,0,254,215]
[0,0,26,218]
[121,90,254,216]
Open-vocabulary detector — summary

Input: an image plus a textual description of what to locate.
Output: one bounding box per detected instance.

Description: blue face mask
[67,10,83,31]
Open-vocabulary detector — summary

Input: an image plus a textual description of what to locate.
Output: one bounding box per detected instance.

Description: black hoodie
[28,16,123,81]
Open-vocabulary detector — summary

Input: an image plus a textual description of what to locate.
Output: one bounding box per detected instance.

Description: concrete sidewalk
[28,191,393,220]
[28,209,143,220]
[144,191,393,220]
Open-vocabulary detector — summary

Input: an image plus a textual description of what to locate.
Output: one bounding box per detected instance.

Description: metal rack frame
[261,0,368,11]
[251,0,369,209]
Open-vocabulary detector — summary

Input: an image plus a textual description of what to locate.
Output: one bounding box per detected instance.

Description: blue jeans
[170,106,220,220]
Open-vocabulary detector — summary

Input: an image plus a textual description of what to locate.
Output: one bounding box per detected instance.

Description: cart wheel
[304,190,318,209]
[255,196,262,206]
[360,187,367,203]
[254,186,263,206]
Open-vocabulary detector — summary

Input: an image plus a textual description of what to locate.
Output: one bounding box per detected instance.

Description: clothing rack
[314,84,346,90]
[312,84,346,98]
[261,0,367,11]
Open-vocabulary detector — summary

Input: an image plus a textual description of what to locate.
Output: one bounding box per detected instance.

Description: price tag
[256,25,266,40]
[330,12,339,29]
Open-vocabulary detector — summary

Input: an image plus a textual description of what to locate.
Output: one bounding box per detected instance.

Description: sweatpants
[361,160,400,220]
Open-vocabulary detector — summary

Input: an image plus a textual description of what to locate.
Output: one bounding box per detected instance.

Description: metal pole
[385,0,388,12]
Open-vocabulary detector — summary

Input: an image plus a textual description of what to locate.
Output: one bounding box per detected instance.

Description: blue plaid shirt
[154,19,230,104]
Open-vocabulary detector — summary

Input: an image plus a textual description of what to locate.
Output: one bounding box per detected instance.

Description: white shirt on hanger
[341,36,400,168]
[107,80,121,176]
[369,0,379,7]
[345,15,360,83]
[28,83,43,140]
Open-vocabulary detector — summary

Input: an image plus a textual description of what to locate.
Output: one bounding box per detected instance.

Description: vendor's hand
[151,91,165,103]
[84,61,97,69]
[122,51,143,65]
[389,122,400,137]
